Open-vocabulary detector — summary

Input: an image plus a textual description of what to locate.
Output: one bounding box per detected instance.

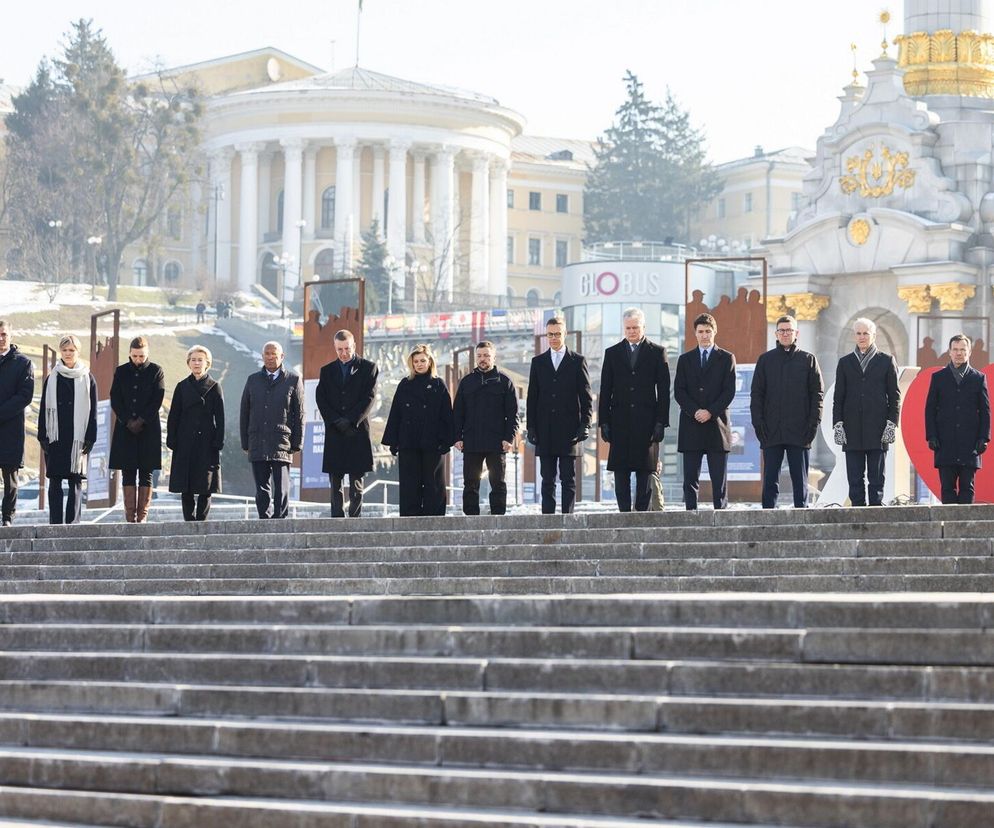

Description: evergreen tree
[355,218,391,312]
[4,19,203,300]
[584,71,721,245]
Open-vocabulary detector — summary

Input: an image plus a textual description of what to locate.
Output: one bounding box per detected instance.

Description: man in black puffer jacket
[453,341,519,515]
[0,322,35,526]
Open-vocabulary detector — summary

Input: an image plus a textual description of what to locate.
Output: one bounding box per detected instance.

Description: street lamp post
[87,236,102,299]
[273,253,295,320]
[47,219,63,286]
[383,255,396,314]
[407,261,428,315]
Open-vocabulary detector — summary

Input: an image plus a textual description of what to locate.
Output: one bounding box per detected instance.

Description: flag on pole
[358,0,363,10]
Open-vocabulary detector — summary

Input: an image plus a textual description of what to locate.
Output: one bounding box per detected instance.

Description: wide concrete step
[3,713,993,787]
[1,623,993,665]
[6,681,994,742]
[0,787,798,828]
[0,747,991,827]
[1,651,992,700]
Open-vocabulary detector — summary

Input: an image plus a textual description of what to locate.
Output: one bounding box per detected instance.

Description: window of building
[529,191,541,211]
[555,239,569,268]
[315,248,336,278]
[526,288,541,307]
[744,192,753,213]
[321,186,336,229]
[163,261,181,282]
[717,198,726,219]
[167,208,182,240]
[507,189,514,208]
[506,236,514,264]
[556,194,568,214]
[132,259,148,287]
[528,238,541,266]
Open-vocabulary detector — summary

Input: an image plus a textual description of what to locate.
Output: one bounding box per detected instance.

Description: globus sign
[561,261,688,307]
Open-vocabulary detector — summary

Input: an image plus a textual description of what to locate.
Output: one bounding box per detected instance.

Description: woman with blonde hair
[167,345,224,521]
[37,334,97,524]
[382,344,454,516]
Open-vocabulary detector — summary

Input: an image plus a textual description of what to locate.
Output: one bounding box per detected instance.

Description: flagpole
[355,0,362,67]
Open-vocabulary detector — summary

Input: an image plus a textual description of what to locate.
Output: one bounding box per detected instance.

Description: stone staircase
[0,506,992,826]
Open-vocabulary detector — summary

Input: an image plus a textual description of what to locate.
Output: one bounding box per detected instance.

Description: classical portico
[201,67,523,302]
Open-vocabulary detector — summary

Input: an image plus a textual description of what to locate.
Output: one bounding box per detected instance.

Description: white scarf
[45,360,91,475]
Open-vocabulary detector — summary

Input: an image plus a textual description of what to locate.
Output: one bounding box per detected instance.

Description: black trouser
[939,465,977,504]
[614,470,651,512]
[181,492,211,521]
[331,473,364,518]
[251,461,290,519]
[761,445,809,508]
[682,450,728,510]
[2,467,19,523]
[48,475,83,524]
[398,450,446,517]
[120,468,154,487]
[539,455,577,514]
[845,449,886,506]
[462,451,507,515]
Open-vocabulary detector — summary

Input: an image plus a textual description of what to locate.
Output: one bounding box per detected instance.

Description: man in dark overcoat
[453,341,519,516]
[674,312,736,510]
[832,317,901,506]
[316,330,378,518]
[925,334,991,504]
[240,341,304,519]
[526,315,592,514]
[751,315,824,508]
[597,307,670,512]
[0,322,35,526]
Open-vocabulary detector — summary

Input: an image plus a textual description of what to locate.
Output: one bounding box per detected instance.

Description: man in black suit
[925,334,991,504]
[315,330,378,517]
[598,307,670,512]
[526,316,592,514]
[832,317,901,506]
[674,313,736,510]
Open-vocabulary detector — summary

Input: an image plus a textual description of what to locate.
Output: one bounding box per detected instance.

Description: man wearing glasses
[526,316,592,513]
[750,315,824,508]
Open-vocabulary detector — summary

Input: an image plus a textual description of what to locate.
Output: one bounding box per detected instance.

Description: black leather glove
[574,427,590,444]
[126,417,144,434]
[651,423,666,443]
[333,417,351,434]
[82,441,94,455]
[600,424,611,443]
[389,445,399,456]
[526,430,537,446]
[928,439,940,451]
[978,441,989,455]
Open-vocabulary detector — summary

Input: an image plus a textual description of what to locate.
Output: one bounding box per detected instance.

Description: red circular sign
[596,271,619,296]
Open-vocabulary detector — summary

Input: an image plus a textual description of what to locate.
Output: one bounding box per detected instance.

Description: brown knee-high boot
[136,486,152,523]
[122,486,137,523]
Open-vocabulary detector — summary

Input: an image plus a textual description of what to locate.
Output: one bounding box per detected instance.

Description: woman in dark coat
[167,345,224,521]
[37,334,98,525]
[109,335,165,523]
[383,344,454,516]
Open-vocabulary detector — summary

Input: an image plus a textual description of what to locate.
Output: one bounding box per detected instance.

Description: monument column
[334,138,357,271]
[411,149,427,244]
[469,154,490,294]
[280,138,305,287]
[209,147,234,287]
[489,158,509,298]
[236,142,264,291]
[387,141,410,292]
[431,147,456,299]
[302,146,318,241]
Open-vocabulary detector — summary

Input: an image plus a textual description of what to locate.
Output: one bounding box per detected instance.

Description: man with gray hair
[598,307,670,512]
[832,317,900,506]
[240,340,304,519]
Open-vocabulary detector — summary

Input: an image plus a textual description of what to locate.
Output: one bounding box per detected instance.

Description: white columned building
[302,146,318,242]
[209,148,234,287]
[432,147,456,299]
[280,138,305,287]
[489,158,509,297]
[257,151,272,241]
[470,154,490,294]
[387,140,410,293]
[371,145,386,228]
[333,138,357,272]
[411,150,427,244]
[236,142,263,291]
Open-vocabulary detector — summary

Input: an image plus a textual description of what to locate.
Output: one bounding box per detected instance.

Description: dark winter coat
[37,373,98,479]
[597,338,670,472]
[240,367,304,464]
[925,364,991,469]
[0,345,35,469]
[167,374,224,494]
[316,357,378,476]
[832,351,900,452]
[526,348,592,458]
[750,344,824,449]
[674,346,736,453]
[453,367,519,453]
[383,373,454,453]
[109,360,165,472]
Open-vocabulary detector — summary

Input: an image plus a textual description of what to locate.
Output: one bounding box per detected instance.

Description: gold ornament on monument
[848,217,871,245]
[896,28,994,97]
[839,146,916,198]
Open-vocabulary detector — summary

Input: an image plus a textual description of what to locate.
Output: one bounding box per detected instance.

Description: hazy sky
[2,0,906,163]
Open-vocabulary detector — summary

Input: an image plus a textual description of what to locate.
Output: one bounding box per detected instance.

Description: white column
[353,147,363,235]
[431,147,455,300]
[489,158,509,298]
[302,147,317,241]
[257,150,272,241]
[411,149,427,244]
[470,154,490,295]
[280,138,304,287]
[371,145,386,230]
[333,139,357,270]
[209,148,233,288]
[236,142,263,292]
[387,141,410,287]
